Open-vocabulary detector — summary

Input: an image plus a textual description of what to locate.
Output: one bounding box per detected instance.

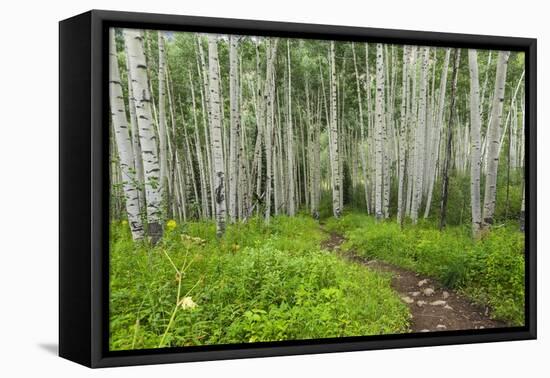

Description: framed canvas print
[59,10,536,368]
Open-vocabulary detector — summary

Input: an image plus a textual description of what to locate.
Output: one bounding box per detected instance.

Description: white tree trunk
[365,43,373,213]
[250,42,265,217]
[188,71,210,219]
[264,39,278,222]
[287,40,296,216]
[397,45,410,224]
[520,186,525,232]
[124,29,163,243]
[405,47,418,218]
[374,44,386,221]
[424,48,450,218]
[109,29,144,240]
[468,49,483,237]
[411,47,429,224]
[207,35,227,237]
[329,41,342,218]
[482,51,511,228]
[123,42,145,213]
[351,43,370,214]
[197,36,216,220]
[310,86,321,220]
[382,45,393,218]
[228,36,240,223]
[157,32,169,207]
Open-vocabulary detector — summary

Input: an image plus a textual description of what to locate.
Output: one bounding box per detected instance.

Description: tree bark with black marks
[109,29,145,241]
[468,49,483,238]
[124,29,163,243]
[329,41,342,218]
[374,44,385,221]
[482,51,511,229]
[207,35,227,237]
[424,48,450,219]
[158,32,169,212]
[397,45,410,225]
[264,39,278,222]
[411,46,429,224]
[287,40,296,216]
[228,36,241,223]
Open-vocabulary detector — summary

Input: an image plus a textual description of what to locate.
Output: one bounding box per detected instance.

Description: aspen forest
[109,28,526,350]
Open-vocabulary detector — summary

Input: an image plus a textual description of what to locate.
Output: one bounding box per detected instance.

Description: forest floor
[320,227,506,333]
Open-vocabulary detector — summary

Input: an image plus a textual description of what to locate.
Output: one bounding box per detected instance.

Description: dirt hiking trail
[320,229,506,333]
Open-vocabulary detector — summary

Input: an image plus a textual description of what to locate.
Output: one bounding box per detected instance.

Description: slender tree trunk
[228,36,240,223]
[439,49,460,230]
[264,39,278,222]
[520,186,525,232]
[480,51,493,133]
[207,35,227,237]
[124,29,163,243]
[311,89,321,220]
[197,36,216,220]
[277,90,287,213]
[164,67,178,219]
[351,43,370,215]
[300,113,309,211]
[397,45,410,224]
[109,29,144,240]
[157,32,169,213]
[250,42,265,217]
[405,47,418,219]
[374,44,385,221]
[188,74,210,219]
[424,48,451,218]
[482,51,511,229]
[505,101,513,219]
[498,71,524,156]
[239,108,250,220]
[123,42,145,214]
[182,124,200,219]
[364,43,373,214]
[286,40,296,216]
[329,42,342,218]
[382,45,392,218]
[468,49,483,238]
[411,47,429,224]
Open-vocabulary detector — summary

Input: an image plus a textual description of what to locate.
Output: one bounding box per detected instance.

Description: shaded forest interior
[108,28,526,350]
[110,29,525,239]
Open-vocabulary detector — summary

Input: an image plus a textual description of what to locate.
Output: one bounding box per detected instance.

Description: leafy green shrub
[110,215,409,350]
[463,226,525,323]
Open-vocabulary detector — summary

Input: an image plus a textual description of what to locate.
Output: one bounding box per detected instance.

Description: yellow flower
[179,296,198,310]
[166,219,177,231]
[121,220,128,226]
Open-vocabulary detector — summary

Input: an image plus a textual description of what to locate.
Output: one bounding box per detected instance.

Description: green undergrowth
[324,213,525,325]
[110,215,409,350]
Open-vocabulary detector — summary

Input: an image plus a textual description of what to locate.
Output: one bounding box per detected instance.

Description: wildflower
[121,220,128,226]
[166,219,177,231]
[179,296,198,310]
[180,234,206,245]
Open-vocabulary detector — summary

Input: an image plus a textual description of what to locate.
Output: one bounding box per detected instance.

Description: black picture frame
[59,9,537,368]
